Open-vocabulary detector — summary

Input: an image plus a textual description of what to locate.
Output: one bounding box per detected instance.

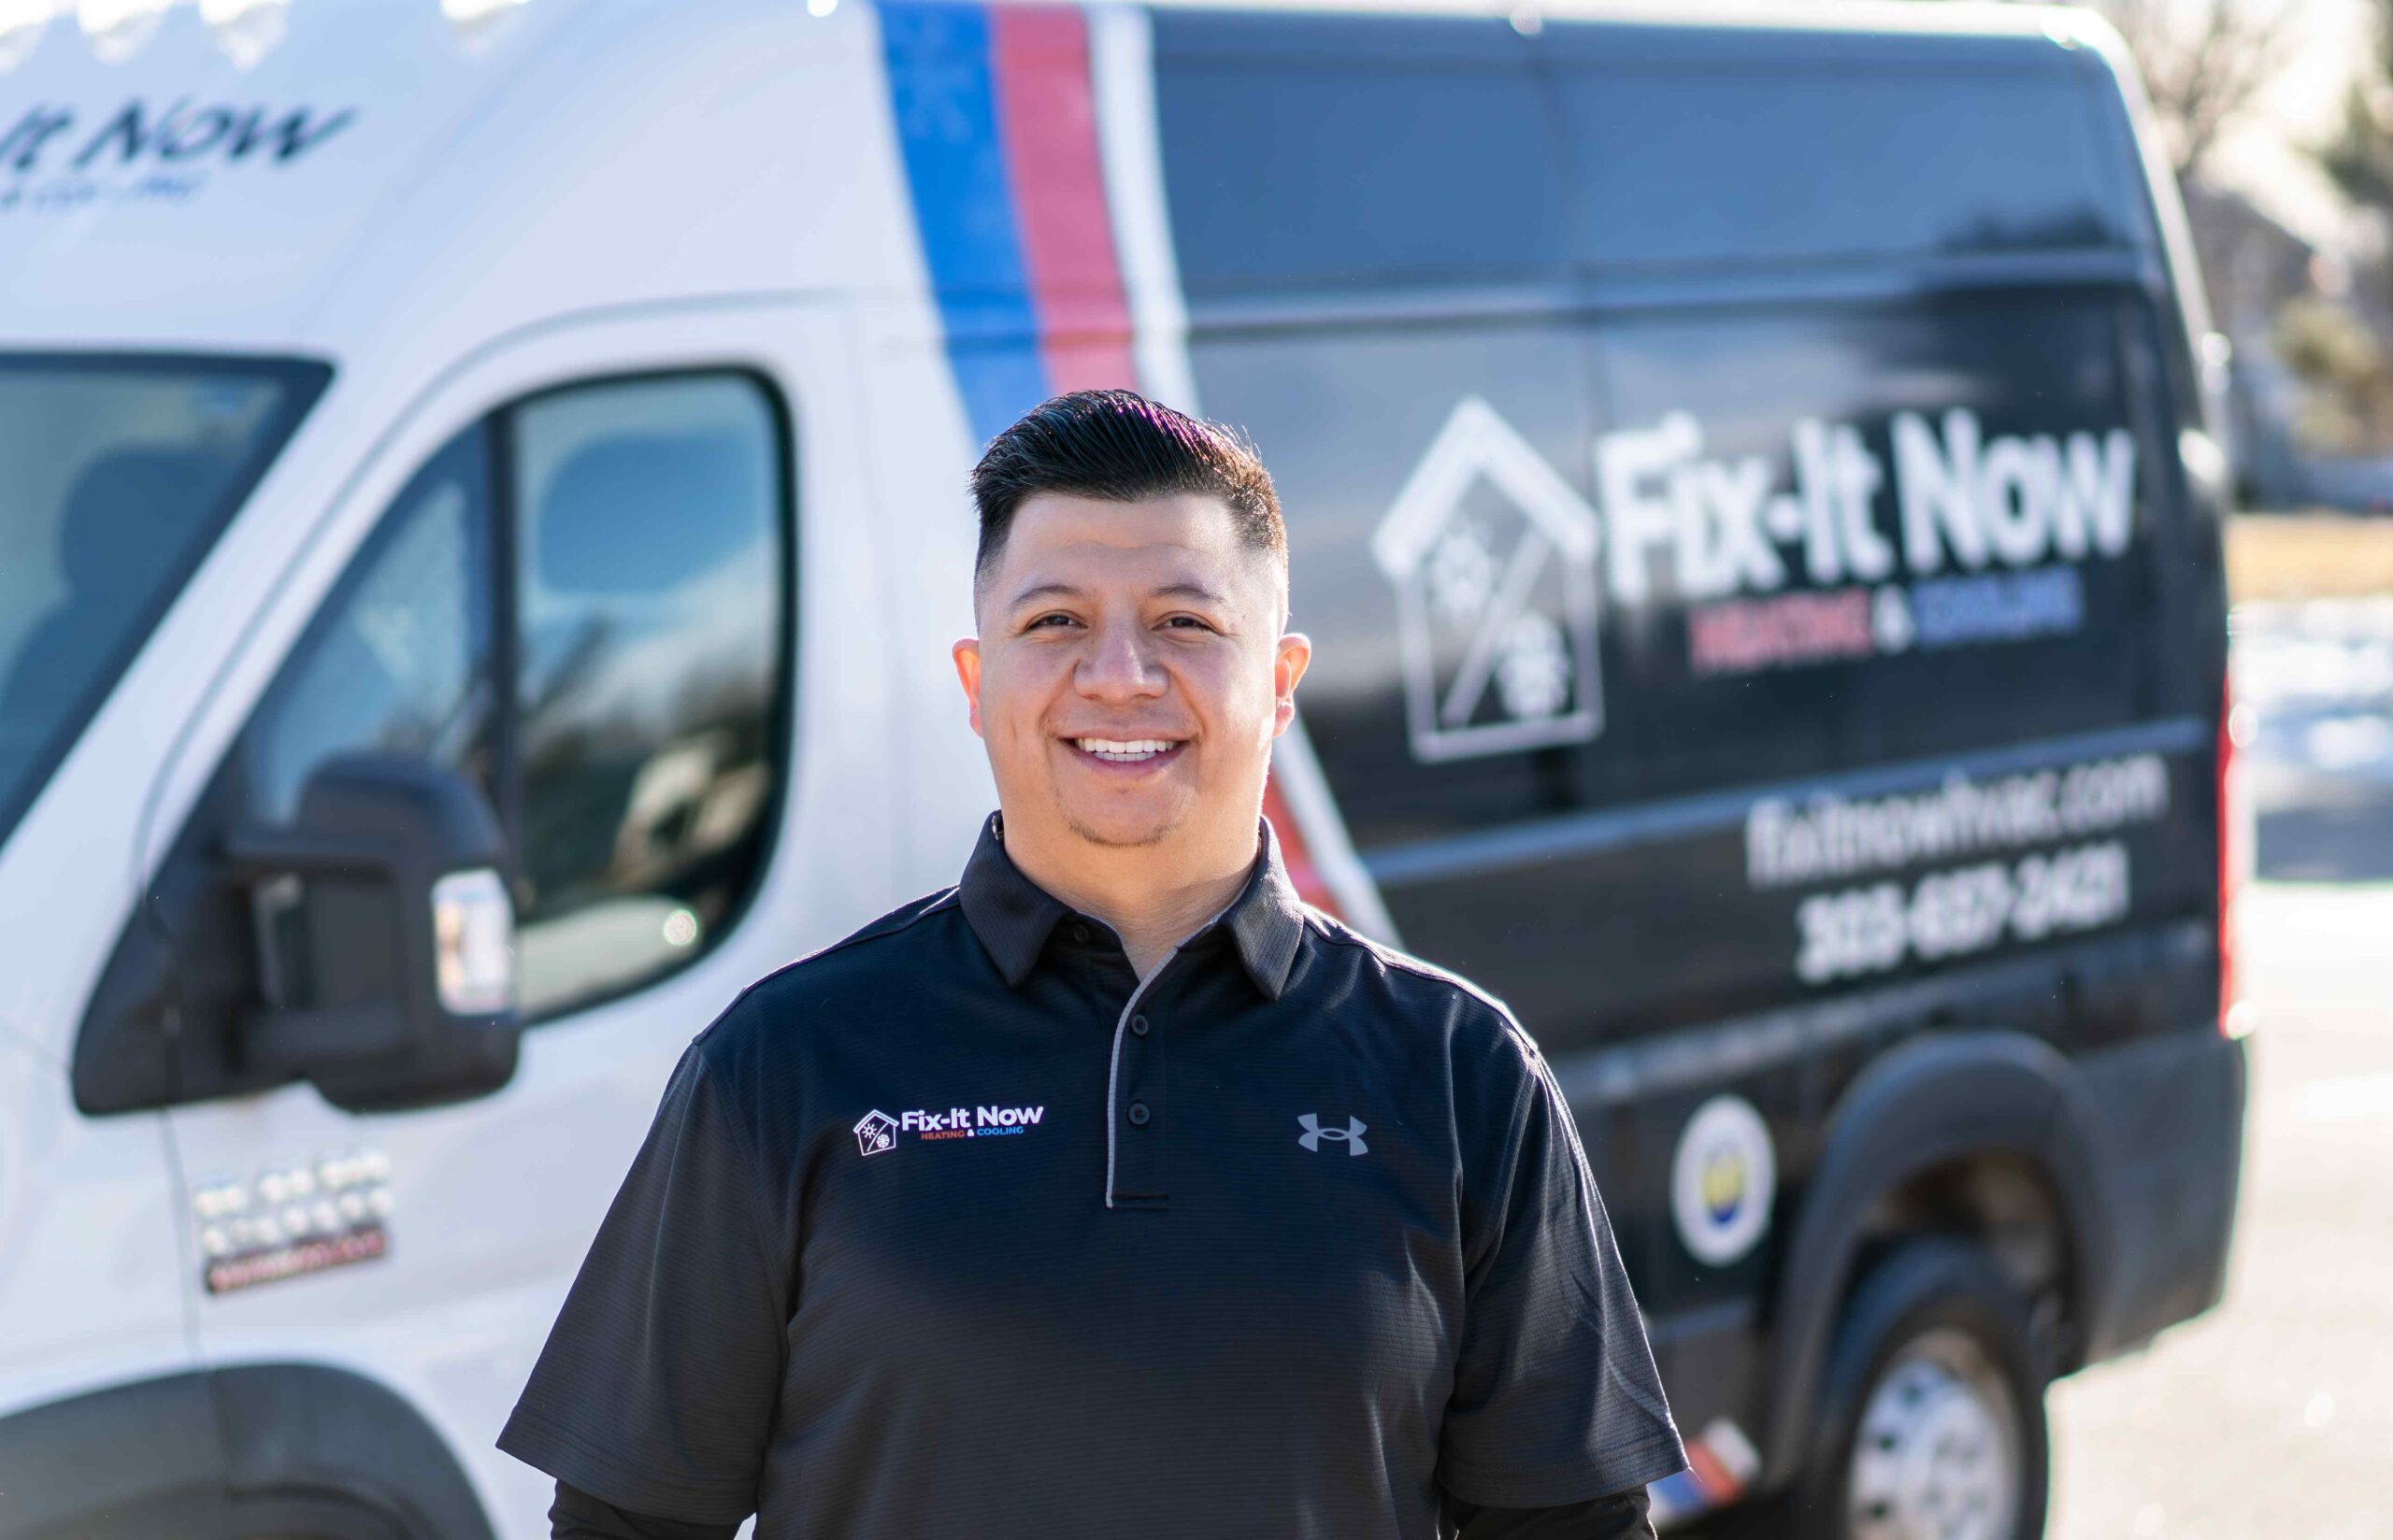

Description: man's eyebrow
[1005,579,1233,607]
[1007,582,1085,608]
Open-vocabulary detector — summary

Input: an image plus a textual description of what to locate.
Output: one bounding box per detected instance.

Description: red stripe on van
[1684,1437,1745,1502]
[989,7,1139,394]
[992,7,1346,920]
[1263,776,1336,913]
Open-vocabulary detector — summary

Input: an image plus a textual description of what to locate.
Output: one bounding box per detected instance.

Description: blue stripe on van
[881,0,1053,445]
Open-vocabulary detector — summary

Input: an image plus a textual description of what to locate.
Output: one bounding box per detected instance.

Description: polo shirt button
[1127,1102,1150,1126]
[1071,924,1091,944]
[1130,1015,1150,1037]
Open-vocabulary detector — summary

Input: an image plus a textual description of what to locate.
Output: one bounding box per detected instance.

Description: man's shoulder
[694,888,969,1055]
[1299,909,1544,1068]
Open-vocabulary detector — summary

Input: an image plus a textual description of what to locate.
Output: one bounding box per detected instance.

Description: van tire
[1787,1237,2051,1540]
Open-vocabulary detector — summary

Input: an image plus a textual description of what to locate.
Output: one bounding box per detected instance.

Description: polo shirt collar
[957,812,1307,1000]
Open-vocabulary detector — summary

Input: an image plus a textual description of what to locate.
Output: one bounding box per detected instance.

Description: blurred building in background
[1999,0,2393,512]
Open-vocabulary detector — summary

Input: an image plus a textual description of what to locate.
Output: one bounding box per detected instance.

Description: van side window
[0,358,326,852]
[1544,41,2128,267]
[1151,14,1569,299]
[505,376,785,1018]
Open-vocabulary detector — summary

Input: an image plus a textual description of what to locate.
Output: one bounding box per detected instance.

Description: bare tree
[2084,0,2306,178]
[2324,0,2393,214]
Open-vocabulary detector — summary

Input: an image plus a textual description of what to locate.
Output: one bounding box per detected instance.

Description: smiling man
[498,391,1686,1540]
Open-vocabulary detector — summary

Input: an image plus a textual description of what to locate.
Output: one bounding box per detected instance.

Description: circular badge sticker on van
[1670,1095,1776,1267]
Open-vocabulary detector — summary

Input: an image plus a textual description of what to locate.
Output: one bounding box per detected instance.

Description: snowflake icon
[1426,524,1497,629]
[1496,612,1571,720]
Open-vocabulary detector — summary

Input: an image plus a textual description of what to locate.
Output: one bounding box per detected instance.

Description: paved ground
[2044,883,2393,1540]
[2045,600,2393,1539]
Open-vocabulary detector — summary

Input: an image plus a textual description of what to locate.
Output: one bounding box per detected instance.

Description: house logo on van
[1372,397,1605,763]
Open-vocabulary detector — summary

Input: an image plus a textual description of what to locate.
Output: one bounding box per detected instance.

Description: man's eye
[1026,613,1080,630]
[1163,615,1216,633]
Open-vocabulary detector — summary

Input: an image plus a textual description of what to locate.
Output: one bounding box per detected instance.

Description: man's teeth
[1076,738,1177,762]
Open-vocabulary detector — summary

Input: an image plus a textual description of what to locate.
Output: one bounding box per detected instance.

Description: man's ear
[952,638,986,739]
[1270,632,1311,738]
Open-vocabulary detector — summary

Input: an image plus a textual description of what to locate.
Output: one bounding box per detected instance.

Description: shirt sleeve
[1438,1027,1687,1509]
[497,1032,791,1525]
[551,1480,745,1540]
[1440,1487,1656,1540]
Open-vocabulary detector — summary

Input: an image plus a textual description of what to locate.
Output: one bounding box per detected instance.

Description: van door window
[255,373,788,1021]
[245,427,499,826]
[0,356,327,850]
[76,369,790,1115]
[505,375,786,1018]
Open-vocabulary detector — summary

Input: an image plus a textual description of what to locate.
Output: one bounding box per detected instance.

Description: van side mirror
[222,754,522,1112]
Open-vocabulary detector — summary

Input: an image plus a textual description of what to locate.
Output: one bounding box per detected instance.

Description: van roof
[1156,0,2107,40]
[0,0,2151,365]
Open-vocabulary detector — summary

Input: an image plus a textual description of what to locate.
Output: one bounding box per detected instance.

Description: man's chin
[1058,798,1186,850]
[1062,813,1182,846]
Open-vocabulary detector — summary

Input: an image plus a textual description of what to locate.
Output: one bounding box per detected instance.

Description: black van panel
[1148,7,2236,1483]
[1175,278,2209,1041]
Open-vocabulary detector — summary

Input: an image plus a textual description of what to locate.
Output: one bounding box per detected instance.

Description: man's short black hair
[969,390,1284,597]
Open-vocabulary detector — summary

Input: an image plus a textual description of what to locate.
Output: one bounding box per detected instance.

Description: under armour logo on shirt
[1297,1114,1368,1155]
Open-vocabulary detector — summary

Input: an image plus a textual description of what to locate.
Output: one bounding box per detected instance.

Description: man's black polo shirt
[498,815,1684,1538]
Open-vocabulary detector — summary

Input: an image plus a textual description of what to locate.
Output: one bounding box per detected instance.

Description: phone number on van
[1793,840,2129,984]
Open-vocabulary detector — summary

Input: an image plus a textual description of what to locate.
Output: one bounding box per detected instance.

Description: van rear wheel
[1794,1237,2050,1540]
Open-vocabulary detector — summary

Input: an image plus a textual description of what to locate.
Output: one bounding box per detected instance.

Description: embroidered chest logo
[1297,1114,1368,1156]
[856,1105,1046,1156]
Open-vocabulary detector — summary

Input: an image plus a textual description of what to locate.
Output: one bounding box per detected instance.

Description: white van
[1,3,2235,1537]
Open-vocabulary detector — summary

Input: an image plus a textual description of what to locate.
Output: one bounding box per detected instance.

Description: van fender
[1758,1031,2117,1486]
[0,1363,495,1540]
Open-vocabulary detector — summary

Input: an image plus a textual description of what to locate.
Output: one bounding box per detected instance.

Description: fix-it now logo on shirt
[854,1105,1046,1156]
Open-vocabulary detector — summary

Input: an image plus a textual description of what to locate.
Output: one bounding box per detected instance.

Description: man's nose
[1075,622,1166,701]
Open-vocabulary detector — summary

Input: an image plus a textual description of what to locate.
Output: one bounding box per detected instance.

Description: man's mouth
[1069,736,1185,765]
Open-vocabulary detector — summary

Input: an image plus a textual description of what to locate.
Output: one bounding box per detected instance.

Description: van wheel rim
[1846,1326,2022,1540]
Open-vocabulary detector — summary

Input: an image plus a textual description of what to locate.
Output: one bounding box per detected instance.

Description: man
[498,391,1686,1538]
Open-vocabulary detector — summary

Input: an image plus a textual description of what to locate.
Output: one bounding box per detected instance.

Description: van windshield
[0,355,330,849]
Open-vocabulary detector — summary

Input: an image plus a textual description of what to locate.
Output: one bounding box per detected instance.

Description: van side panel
[0,1040,193,1430]
[1146,6,2235,1492]
[1149,10,2217,1034]
[1166,283,2214,1040]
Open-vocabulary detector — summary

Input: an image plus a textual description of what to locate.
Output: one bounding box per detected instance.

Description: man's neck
[1004,820,1259,980]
